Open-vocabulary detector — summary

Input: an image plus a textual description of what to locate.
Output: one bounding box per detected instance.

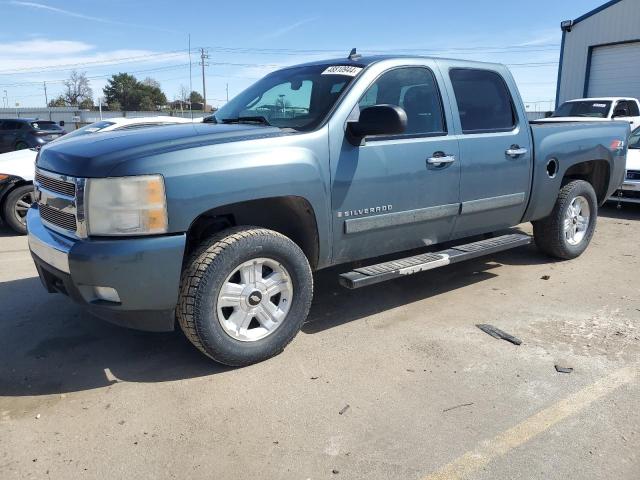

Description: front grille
[35,172,75,197]
[39,204,77,232]
[627,170,640,181]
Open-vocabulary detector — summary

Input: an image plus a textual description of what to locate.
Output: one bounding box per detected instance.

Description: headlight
[86,175,168,236]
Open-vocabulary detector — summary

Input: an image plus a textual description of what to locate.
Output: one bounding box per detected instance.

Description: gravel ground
[1,204,638,480]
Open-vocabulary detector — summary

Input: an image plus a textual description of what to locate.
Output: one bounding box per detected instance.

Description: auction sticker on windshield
[322,66,363,76]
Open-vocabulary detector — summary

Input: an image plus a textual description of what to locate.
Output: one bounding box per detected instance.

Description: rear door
[0,121,6,152]
[2,120,23,151]
[0,121,18,152]
[439,64,533,239]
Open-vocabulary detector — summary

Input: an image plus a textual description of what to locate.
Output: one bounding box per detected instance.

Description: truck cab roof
[284,54,507,71]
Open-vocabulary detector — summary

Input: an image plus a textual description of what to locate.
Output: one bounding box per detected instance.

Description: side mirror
[346,105,407,144]
[59,120,65,126]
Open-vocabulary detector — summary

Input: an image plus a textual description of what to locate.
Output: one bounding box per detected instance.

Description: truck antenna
[348,48,361,60]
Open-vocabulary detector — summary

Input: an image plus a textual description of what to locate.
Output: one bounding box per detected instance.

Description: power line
[0,42,561,76]
[0,49,191,75]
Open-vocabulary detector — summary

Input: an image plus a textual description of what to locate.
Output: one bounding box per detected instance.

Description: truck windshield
[552,101,612,118]
[630,127,640,149]
[212,64,363,131]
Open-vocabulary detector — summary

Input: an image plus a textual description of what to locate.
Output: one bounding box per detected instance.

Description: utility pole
[43,81,48,106]
[226,83,229,102]
[199,48,209,110]
[188,34,193,119]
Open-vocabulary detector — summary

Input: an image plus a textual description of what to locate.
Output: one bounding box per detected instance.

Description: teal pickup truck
[28,54,629,365]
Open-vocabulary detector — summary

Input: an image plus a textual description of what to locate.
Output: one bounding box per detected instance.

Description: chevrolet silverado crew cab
[27,54,629,366]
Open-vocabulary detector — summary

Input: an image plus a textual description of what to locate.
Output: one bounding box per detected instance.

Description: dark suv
[0,118,66,152]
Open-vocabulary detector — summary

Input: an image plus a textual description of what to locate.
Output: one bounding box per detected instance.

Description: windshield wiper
[221,115,271,126]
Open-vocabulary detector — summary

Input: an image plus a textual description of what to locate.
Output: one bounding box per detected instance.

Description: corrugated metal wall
[558,0,640,103]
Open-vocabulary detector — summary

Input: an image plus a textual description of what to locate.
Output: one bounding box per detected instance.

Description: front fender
[109,128,331,265]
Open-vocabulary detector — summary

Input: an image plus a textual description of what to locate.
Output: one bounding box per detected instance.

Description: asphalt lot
[1,205,639,480]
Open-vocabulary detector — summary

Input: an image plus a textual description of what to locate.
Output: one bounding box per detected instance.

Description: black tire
[14,141,29,151]
[177,227,313,366]
[2,184,34,234]
[533,179,598,259]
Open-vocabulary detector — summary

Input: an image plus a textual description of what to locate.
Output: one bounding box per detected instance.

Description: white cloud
[7,1,179,33]
[0,38,188,74]
[0,39,93,56]
[262,18,318,40]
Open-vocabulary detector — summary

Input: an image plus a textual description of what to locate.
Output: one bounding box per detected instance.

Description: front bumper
[27,206,186,331]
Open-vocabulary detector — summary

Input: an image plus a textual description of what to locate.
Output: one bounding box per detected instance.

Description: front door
[329,65,461,264]
[441,66,533,239]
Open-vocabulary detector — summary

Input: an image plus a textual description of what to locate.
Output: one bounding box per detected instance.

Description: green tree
[103,73,141,111]
[79,98,94,109]
[139,83,167,108]
[139,95,156,111]
[189,91,204,104]
[103,73,167,111]
[47,95,66,107]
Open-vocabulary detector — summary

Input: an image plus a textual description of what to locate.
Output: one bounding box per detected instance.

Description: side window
[358,67,446,136]
[615,101,631,117]
[615,100,639,117]
[1,121,19,130]
[449,68,517,133]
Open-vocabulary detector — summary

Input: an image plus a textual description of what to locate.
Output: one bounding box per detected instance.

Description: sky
[0,0,609,111]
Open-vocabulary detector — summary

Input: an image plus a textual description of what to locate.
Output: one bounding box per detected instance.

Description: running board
[339,233,531,289]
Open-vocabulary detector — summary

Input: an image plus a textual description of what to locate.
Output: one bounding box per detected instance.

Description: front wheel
[533,179,598,259]
[177,227,313,366]
[2,184,34,234]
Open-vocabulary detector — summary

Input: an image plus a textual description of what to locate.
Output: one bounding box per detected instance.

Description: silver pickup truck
[27,54,629,365]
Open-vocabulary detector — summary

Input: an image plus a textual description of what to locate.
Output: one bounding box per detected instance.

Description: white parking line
[422,366,638,480]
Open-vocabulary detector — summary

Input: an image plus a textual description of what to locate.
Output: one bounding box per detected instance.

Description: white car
[0,116,197,234]
[610,126,640,204]
[536,97,640,131]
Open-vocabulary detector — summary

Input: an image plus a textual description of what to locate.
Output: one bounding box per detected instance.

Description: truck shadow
[599,202,640,220]
[0,225,21,238]
[0,234,551,397]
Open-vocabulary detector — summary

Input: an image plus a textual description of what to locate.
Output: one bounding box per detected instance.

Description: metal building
[556,0,640,106]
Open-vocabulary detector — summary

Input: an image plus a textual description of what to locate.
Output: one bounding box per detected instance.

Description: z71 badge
[337,205,393,218]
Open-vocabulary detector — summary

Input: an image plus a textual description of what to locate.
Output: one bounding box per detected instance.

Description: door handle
[505,145,528,157]
[427,152,456,166]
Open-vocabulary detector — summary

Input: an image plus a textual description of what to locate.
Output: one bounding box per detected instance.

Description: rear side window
[449,68,517,133]
[615,100,640,117]
[30,121,63,131]
[0,120,22,130]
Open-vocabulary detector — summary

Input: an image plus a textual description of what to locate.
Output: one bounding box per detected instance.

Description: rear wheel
[177,227,313,366]
[533,180,597,259]
[2,184,34,234]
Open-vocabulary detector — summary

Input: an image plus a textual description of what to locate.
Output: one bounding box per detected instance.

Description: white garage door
[587,41,640,100]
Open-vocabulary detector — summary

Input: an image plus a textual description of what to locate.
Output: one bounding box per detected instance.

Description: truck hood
[36,123,285,177]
